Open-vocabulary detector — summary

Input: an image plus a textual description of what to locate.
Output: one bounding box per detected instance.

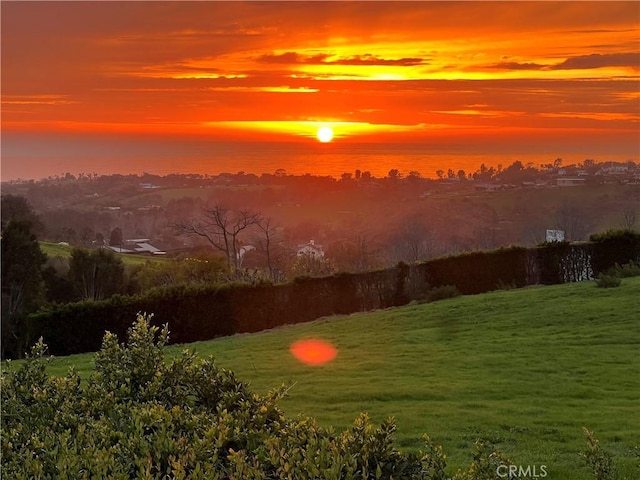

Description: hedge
[22,232,640,357]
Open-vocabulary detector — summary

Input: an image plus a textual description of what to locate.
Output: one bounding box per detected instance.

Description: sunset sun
[316,126,334,143]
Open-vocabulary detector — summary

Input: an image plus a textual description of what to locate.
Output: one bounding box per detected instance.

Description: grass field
[39,241,168,267]
[9,277,640,478]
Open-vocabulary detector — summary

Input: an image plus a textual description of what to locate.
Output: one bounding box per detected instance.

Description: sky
[1,1,639,179]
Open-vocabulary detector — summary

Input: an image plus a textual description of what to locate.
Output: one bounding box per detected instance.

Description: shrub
[453,439,520,480]
[606,261,640,279]
[426,285,462,302]
[581,428,618,480]
[1,314,452,479]
[595,273,622,288]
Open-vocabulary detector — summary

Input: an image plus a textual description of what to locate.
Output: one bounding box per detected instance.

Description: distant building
[600,164,629,175]
[297,240,324,258]
[556,177,585,187]
[107,239,166,255]
[546,230,565,242]
[474,183,502,192]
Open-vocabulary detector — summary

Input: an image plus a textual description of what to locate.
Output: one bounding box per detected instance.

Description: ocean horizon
[2,136,637,182]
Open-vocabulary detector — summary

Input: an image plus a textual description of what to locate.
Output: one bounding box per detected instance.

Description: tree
[556,202,592,241]
[1,220,46,358]
[473,163,496,182]
[94,232,105,246]
[388,220,442,264]
[68,247,125,301]
[254,217,278,282]
[387,168,401,180]
[327,235,385,273]
[109,227,123,247]
[173,204,262,272]
[1,194,43,235]
[131,253,226,291]
[289,253,335,278]
[622,210,637,230]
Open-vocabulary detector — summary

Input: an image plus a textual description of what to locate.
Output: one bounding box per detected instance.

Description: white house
[546,230,565,242]
[297,240,324,258]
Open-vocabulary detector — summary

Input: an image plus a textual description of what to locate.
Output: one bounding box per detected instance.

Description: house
[107,239,166,255]
[474,183,502,192]
[297,240,324,258]
[546,230,565,242]
[556,177,585,187]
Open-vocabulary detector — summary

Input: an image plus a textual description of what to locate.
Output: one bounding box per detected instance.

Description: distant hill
[39,241,168,267]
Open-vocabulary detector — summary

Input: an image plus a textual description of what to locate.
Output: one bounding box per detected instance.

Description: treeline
[20,230,640,358]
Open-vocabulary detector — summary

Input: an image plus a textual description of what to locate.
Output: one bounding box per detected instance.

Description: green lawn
[10,277,640,479]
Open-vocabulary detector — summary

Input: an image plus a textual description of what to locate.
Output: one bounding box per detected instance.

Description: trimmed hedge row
[590,229,640,275]
[417,246,531,294]
[26,231,640,357]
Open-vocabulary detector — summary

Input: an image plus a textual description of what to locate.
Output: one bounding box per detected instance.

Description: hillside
[40,241,168,267]
[21,278,640,479]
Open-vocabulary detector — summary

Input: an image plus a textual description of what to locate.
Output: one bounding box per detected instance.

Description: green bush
[581,428,618,480]
[605,261,640,279]
[1,315,450,479]
[595,273,622,288]
[426,285,462,302]
[452,439,519,480]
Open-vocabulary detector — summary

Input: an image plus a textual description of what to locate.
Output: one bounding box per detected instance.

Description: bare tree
[173,204,262,272]
[327,234,385,272]
[622,210,637,230]
[556,202,592,241]
[254,216,281,282]
[387,220,443,264]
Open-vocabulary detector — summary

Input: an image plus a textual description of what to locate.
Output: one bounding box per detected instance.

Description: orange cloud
[1,1,637,160]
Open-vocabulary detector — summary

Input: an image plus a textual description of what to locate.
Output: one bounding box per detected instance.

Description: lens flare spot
[290,339,338,365]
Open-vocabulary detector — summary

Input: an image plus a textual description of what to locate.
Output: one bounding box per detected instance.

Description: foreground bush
[2,315,449,479]
[581,428,618,480]
[1,315,618,479]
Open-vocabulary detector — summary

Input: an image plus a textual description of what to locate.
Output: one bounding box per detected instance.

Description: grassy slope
[17,278,640,479]
[40,241,168,267]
